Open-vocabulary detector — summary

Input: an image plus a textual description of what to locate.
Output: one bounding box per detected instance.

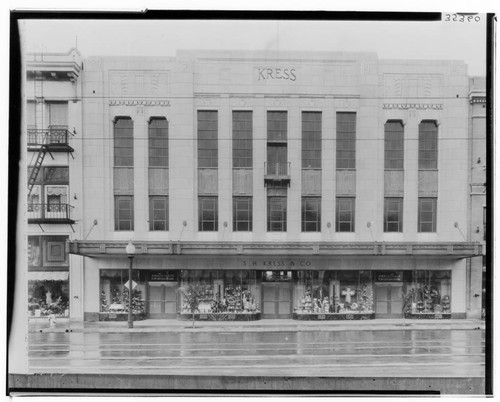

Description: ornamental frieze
[109,99,171,106]
[383,103,443,110]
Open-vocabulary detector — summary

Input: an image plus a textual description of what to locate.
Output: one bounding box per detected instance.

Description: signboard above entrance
[375,271,403,282]
[262,271,292,282]
[149,271,177,282]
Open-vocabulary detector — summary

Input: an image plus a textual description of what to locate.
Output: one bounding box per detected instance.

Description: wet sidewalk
[29,317,486,333]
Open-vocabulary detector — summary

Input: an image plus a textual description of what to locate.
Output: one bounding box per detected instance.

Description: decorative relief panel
[336,170,356,195]
[149,168,169,195]
[384,170,404,196]
[362,62,377,75]
[418,170,438,196]
[198,169,218,195]
[302,170,321,195]
[233,169,253,195]
[232,97,251,107]
[109,71,169,97]
[384,74,443,99]
[114,168,134,195]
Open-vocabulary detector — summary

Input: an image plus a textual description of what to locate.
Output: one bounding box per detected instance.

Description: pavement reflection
[28,329,485,378]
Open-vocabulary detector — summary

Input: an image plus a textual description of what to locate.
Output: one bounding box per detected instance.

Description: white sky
[20,17,487,76]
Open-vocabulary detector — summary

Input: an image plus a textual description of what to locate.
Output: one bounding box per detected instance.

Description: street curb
[30,323,486,334]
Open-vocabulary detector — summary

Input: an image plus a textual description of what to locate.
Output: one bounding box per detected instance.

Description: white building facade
[27,50,483,322]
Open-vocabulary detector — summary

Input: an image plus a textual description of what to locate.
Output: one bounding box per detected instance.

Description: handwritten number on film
[444,13,481,22]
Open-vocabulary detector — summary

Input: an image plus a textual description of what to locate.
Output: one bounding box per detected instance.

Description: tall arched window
[384,120,404,170]
[418,120,438,170]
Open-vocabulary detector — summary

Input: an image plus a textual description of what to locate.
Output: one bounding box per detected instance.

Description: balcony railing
[264,162,291,185]
[27,126,74,151]
[265,162,290,176]
[28,203,74,223]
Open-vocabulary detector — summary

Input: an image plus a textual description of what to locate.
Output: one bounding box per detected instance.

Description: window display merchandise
[293,270,375,320]
[28,280,69,318]
[403,270,452,319]
[99,269,146,321]
[178,270,261,321]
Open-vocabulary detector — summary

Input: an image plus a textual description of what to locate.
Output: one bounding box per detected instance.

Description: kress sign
[256,67,297,82]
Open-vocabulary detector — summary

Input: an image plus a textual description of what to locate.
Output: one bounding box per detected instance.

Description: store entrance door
[147,282,177,319]
[375,284,403,318]
[262,283,293,319]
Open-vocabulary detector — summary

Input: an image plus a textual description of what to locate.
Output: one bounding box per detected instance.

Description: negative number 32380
[444,13,481,22]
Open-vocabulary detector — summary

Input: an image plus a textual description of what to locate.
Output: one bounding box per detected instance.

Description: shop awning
[28,271,69,281]
[68,240,483,258]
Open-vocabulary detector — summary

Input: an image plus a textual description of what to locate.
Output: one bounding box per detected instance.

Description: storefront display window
[179,270,260,315]
[99,270,146,315]
[403,270,452,316]
[294,270,374,315]
[28,279,69,317]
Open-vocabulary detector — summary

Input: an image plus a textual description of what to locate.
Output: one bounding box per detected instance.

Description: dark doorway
[262,283,293,319]
[147,282,177,319]
[375,284,403,318]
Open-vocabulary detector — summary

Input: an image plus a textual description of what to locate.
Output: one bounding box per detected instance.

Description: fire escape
[27,63,77,231]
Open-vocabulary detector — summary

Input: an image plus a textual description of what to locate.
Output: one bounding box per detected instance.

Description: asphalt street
[28,329,485,378]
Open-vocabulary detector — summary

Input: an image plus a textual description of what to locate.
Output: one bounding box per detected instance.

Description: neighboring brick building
[26,49,485,322]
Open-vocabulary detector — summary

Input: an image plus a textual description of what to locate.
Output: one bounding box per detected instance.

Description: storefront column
[451,259,467,318]
[83,259,100,321]
[69,254,84,322]
[468,256,483,318]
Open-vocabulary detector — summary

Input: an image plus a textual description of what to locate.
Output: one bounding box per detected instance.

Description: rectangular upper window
[233,196,253,231]
[267,111,287,142]
[47,101,68,127]
[114,117,134,167]
[232,111,253,168]
[115,195,134,231]
[418,197,437,232]
[301,197,321,232]
[149,196,168,231]
[198,111,218,168]
[149,118,168,167]
[384,197,403,232]
[418,120,438,170]
[384,120,404,170]
[302,112,322,169]
[267,196,287,232]
[199,196,218,231]
[336,112,356,170]
[336,197,355,232]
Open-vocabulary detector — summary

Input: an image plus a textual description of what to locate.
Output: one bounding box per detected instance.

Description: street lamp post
[126,240,136,329]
